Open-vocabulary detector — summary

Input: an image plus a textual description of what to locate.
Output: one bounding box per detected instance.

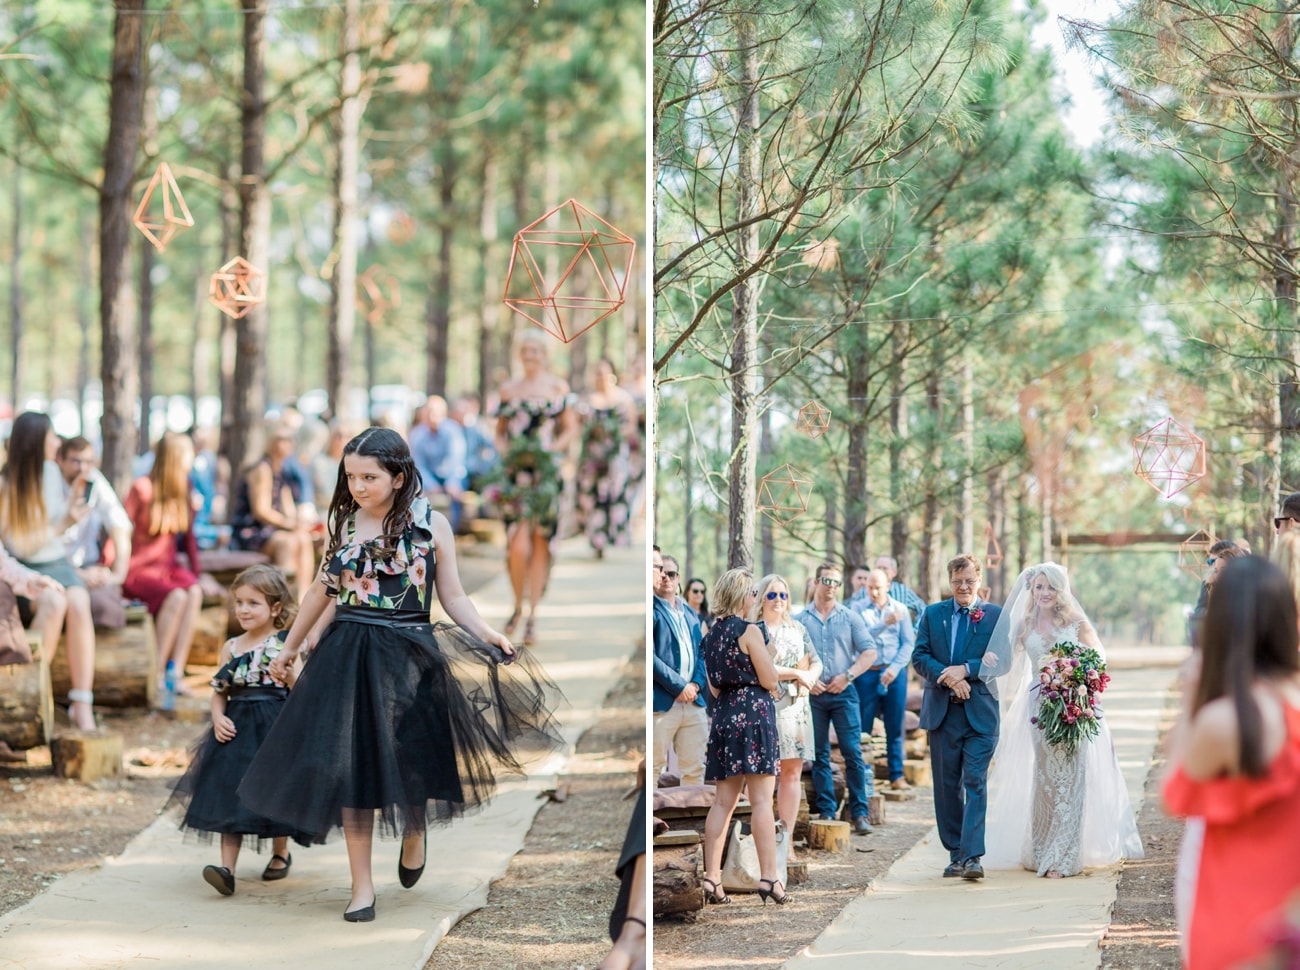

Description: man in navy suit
[912,553,1002,880]
[652,549,708,786]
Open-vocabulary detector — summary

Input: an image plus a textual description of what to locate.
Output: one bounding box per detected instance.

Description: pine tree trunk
[138,241,154,454]
[8,162,20,410]
[100,0,147,494]
[726,16,759,572]
[844,363,869,568]
[888,324,910,575]
[477,154,499,410]
[426,150,455,397]
[228,0,271,476]
[328,0,362,420]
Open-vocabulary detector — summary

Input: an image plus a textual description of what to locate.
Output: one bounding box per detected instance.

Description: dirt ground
[426,646,645,970]
[1099,684,1182,969]
[651,784,937,969]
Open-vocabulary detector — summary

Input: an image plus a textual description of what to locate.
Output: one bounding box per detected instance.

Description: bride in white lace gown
[981,563,1143,877]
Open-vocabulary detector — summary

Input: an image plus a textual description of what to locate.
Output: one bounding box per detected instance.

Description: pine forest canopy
[652,0,1298,646]
[0,0,646,484]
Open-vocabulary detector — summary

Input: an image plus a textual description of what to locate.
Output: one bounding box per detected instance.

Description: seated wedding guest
[228,421,316,599]
[0,539,71,758]
[123,432,212,704]
[1164,555,1300,970]
[56,436,132,629]
[852,567,915,791]
[0,412,98,730]
[409,395,467,531]
[450,395,498,492]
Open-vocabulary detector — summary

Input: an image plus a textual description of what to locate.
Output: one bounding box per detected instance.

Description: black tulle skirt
[167,687,316,849]
[236,609,564,843]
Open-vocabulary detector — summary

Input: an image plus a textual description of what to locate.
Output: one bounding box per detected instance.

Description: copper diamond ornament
[1133,416,1207,499]
[208,256,265,320]
[795,401,832,439]
[356,265,401,325]
[756,463,813,524]
[1178,529,1217,581]
[132,162,194,253]
[503,199,636,343]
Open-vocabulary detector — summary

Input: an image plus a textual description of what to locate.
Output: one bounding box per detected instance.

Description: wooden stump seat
[0,632,53,750]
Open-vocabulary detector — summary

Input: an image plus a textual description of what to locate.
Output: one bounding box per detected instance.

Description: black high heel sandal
[757,878,790,906]
[701,876,731,905]
[504,609,522,637]
[398,831,427,888]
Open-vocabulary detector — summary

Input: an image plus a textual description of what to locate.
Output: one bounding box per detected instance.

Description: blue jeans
[810,690,871,820]
[855,668,908,781]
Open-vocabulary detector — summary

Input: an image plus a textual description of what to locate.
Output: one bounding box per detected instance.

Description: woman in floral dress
[575,358,637,558]
[698,568,788,906]
[754,573,821,841]
[238,428,562,922]
[493,332,579,645]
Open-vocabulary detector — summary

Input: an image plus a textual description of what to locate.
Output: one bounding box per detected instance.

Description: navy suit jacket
[652,596,707,713]
[911,598,1003,735]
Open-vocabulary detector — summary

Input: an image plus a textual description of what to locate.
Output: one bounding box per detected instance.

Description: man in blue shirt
[874,554,926,620]
[652,550,707,786]
[851,568,916,791]
[409,395,468,530]
[797,562,879,835]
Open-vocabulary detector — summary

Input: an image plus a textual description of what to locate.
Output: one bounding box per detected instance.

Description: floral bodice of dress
[211,634,287,693]
[496,394,576,450]
[320,499,436,613]
[1023,622,1083,667]
[770,621,813,669]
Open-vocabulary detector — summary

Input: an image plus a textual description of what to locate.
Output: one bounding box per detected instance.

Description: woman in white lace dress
[754,574,822,838]
[981,562,1142,877]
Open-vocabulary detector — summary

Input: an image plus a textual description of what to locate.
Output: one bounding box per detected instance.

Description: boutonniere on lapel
[969,607,985,625]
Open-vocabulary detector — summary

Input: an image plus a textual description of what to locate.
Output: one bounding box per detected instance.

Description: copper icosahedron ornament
[132,162,194,253]
[208,257,265,320]
[503,199,636,343]
[356,266,401,325]
[1133,416,1207,498]
[1178,529,1217,581]
[756,463,813,524]
[795,401,831,438]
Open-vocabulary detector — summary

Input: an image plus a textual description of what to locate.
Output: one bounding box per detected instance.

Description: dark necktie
[953,606,970,663]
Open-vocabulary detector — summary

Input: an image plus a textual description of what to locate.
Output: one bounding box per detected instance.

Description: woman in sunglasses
[684,577,714,636]
[754,574,822,843]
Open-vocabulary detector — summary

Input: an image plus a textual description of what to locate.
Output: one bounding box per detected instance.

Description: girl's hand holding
[268,651,297,684]
[484,629,516,662]
[213,714,237,743]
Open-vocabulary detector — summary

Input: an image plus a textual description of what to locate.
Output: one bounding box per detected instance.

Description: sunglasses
[818,577,842,587]
[687,586,705,595]
[765,591,789,600]
[1277,516,1297,529]
[1205,557,1216,566]
[664,570,679,579]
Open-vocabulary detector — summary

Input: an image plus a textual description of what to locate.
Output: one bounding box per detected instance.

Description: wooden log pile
[0,633,52,750]
[652,830,703,919]
[50,607,157,708]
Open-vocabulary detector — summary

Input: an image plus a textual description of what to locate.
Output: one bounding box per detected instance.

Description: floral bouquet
[1030,641,1110,755]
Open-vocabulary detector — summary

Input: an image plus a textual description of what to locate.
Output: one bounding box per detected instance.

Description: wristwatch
[845,670,856,683]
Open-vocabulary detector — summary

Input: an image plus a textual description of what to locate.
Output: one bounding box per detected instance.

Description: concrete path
[0,540,646,970]
[784,645,1187,970]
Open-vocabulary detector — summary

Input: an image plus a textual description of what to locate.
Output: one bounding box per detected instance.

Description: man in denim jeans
[797,562,879,835]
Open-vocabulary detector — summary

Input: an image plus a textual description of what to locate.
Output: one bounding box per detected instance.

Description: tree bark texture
[328,0,362,420]
[100,0,147,494]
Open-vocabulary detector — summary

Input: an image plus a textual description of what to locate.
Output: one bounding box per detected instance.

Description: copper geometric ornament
[982,522,1003,569]
[132,162,194,253]
[795,400,832,438]
[502,199,636,343]
[208,256,266,320]
[1178,528,1217,581]
[356,265,401,325]
[1133,416,1207,499]
[756,463,813,524]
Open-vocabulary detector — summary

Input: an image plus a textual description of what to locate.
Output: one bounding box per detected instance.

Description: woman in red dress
[1163,555,1300,970]
[123,432,205,696]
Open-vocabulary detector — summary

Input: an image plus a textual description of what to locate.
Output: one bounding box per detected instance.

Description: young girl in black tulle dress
[237,427,563,922]
[168,564,312,896]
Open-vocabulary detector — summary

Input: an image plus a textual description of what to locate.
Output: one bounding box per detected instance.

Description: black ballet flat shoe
[343,897,376,922]
[261,852,292,881]
[203,865,235,896]
[942,861,966,878]
[398,832,427,889]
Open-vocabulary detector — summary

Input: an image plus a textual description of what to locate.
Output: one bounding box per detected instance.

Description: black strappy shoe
[701,876,731,904]
[261,852,292,881]
[757,878,790,906]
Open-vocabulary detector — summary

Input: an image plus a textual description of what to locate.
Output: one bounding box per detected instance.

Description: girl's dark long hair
[0,411,52,556]
[1197,555,1300,776]
[325,427,421,557]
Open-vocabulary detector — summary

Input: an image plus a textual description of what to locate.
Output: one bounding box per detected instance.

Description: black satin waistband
[228,685,289,701]
[334,607,432,630]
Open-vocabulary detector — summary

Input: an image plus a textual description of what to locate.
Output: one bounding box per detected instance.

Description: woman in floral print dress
[575,358,637,558]
[698,568,788,906]
[238,428,562,922]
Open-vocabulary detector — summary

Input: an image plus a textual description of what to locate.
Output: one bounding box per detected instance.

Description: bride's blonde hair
[1015,563,1086,648]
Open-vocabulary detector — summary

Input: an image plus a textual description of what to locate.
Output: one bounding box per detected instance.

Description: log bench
[49,604,157,708]
[652,829,703,919]
[0,631,53,750]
